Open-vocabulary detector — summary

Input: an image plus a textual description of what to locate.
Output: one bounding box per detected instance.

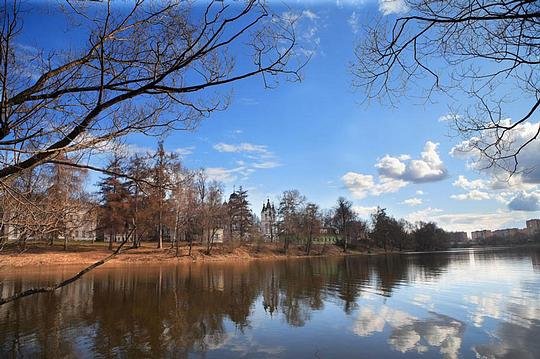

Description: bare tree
[125,153,151,248]
[0,0,305,179]
[353,0,540,174]
[300,202,321,255]
[44,156,89,250]
[169,168,196,257]
[0,0,305,304]
[277,189,305,253]
[332,197,355,252]
[193,170,225,254]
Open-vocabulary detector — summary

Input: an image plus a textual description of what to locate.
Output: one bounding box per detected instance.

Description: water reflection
[0,247,539,358]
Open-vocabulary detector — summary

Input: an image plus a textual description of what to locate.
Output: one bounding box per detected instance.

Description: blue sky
[18,0,540,234]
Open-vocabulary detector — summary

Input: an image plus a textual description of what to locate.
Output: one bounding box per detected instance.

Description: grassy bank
[0,241,368,268]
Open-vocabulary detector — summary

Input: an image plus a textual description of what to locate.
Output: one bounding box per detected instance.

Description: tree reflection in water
[0,248,539,358]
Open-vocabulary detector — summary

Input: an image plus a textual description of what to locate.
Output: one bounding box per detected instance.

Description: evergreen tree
[227,186,253,242]
[98,156,130,250]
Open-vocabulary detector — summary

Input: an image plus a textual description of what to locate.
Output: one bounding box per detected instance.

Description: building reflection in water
[0,247,539,358]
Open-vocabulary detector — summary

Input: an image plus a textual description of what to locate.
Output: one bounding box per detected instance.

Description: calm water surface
[1,247,540,358]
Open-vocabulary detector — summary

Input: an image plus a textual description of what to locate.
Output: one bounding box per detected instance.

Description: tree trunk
[188,233,193,257]
[108,233,113,251]
[175,232,180,257]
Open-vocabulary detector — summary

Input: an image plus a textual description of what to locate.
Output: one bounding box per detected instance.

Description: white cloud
[453,175,487,191]
[252,161,281,169]
[212,142,280,180]
[205,166,255,183]
[205,167,239,183]
[450,190,490,201]
[438,113,461,123]
[451,120,540,184]
[451,121,540,210]
[376,141,448,183]
[508,191,540,211]
[353,205,378,218]
[348,11,359,34]
[280,9,320,57]
[174,146,194,157]
[301,9,319,20]
[406,207,537,233]
[379,0,409,15]
[376,155,406,178]
[405,207,444,224]
[401,197,423,206]
[416,190,425,195]
[343,141,447,199]
[214,142,270,155]
[342,172,407,199]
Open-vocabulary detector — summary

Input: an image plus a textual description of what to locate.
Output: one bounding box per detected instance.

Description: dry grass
[0,241,364,268]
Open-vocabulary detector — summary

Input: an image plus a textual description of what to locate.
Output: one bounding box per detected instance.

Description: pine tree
[98,156,130,250]
[227,186,253,242]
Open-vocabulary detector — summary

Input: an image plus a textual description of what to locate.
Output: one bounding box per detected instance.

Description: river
[1,247,539,358]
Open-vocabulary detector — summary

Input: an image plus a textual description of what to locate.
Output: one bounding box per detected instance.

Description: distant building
[6,208,97,242]
[320,227,338,235]
[526,219,540,235]
[448,231,468,242]
[212,228,224,243]
[260,199,277,241]
[471,230,492,241]
[492,228,520,238]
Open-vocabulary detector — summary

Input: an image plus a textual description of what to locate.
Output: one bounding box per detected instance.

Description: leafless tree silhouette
[0,0,306,180]
[353,0,540,175]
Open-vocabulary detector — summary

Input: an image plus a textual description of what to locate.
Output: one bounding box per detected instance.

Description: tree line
[0,139,462,255]
[98,148,458,254]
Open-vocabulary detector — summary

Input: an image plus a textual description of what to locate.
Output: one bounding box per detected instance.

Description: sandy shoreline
[0,242,368,269]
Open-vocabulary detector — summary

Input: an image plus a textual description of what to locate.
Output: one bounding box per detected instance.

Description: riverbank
[0,241,368,268]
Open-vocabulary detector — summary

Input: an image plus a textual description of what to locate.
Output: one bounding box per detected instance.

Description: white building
[471,230,492,241]
[5,208,97,242]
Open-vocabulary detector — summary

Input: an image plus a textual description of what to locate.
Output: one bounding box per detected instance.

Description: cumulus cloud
[453,175,487,191]
[450,121,540,210]
[342,172,408,199]
[401,197,423,206]
[376,155,406,178]
[343,141,447,199]
[507,191,540,211]
[376,141,448,183]
[379,0,409,15]
[451,120,540,184]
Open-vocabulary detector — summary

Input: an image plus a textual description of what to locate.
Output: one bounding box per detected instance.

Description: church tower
[260,199,276,241]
